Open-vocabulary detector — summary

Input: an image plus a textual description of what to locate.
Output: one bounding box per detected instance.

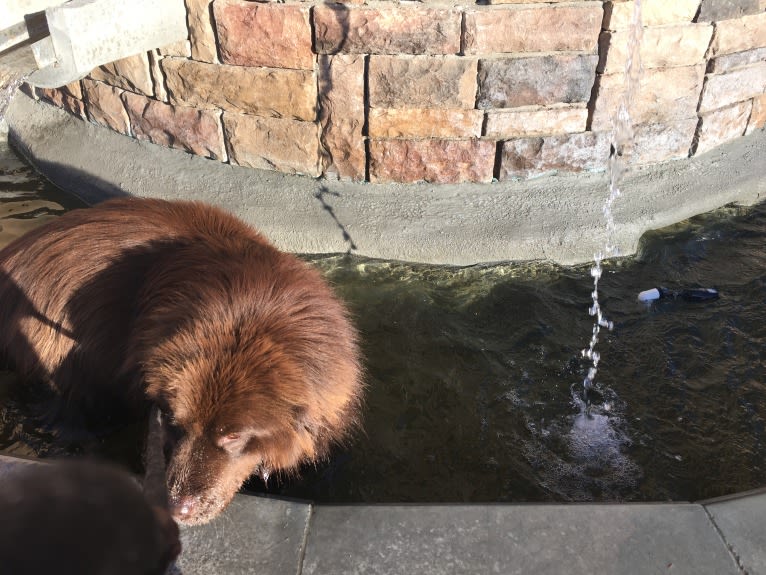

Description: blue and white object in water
[638,287,720,302]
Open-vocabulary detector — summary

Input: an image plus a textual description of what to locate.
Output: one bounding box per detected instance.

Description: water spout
[581,0,643,404]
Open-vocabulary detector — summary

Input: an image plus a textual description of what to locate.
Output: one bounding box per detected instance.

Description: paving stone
[176,493,311,575]
[463,3,602,54]
[313,4,461,55]
[477,54,598,109]
[705,490,766,575]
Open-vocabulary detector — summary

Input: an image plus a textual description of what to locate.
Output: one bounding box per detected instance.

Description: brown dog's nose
[170,495,197,521]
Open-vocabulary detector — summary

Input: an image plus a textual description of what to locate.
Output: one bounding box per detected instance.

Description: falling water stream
[580,0,643,407]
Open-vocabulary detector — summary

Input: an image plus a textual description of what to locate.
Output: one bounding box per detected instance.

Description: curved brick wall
[29,0,766,184]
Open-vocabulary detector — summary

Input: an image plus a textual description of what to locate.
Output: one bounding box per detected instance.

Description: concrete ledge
[2,455,765,574]
[6,91,766,266]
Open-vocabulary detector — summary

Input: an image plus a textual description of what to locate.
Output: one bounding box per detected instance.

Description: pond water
[1,135,765,504]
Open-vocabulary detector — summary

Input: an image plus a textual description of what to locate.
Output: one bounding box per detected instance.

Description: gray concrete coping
[2,455,764,574]
[6,91,766,266]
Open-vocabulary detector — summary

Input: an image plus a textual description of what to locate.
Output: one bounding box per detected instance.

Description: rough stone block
[81,78,130,134]
[463,4,602,54]
[368,108,483,138]
[708,46,766,73]
[369,139,496,183]
[148,51,168,103]
[318,54,366,181]
[157,40,192,58]
[694,100,752,154]
[313,5,461,55]
[369,56,477,109]
[35,86,86,119]
[223,112,322,177]
[605,0,700,29]
[162,58,317,121]
[698,61,766,113]
[632,118,699,164]
[707,12,766,56]
[696,0,762,22]
[598,24,713,73]
[591,65,705,130]
[484,105,587,138]
[187,0,218,63]
[499,131,610,179]
[477,54,598,109]
[90,52,154,97]
[746,94,766,134]
[486,0,590,3]
[122,91,226,160]
[215,1,313,70]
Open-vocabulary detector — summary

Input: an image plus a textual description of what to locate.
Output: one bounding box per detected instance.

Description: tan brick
[484,105,587,138]
[122,92,226,160]
[746,94,766,134]
[318,54,366,181]
[698,61,766,113]
[368,109,483,138]
[697,0,762,22]
[708,11,766,56]
[591,65,705,130]
[223,113,322,177]
[499,131,610,179]
[90,52,154,97]
[632,118,698,164]
[187,0,219,63]
[161,58,317,121]
[599,24,713,73]
[477,54,598,109]
[694,100,752,154]
[369,139,495,183]
[369,56,477,109]
[214,1,313,70]
[313,5,461,55]
[158,40,192,58]
[35,87,86,119]
[708,46,766,73]
[463,4,602,55]
[605,0,700,29]
[487,0,589,3]
[82,79,130,134]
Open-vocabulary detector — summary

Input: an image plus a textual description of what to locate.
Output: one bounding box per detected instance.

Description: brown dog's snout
[169,494,198,522]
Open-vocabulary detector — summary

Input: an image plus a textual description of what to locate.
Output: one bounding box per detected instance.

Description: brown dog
[0,197,363,525]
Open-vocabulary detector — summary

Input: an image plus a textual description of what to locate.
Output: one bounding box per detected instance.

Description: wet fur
[0,197,363,524]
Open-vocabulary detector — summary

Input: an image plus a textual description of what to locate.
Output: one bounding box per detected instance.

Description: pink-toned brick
[318,54,366,180]
[707,11,766,56]
[499,132,610,180]
[223,112,322,177]
[122,91,226,160]
[161,58,317,121]
[484,105,587,138]
[694,100,752,154]
[698,61,766,113]
[746,94,766,134]
[215,1,313,70]
[368,108,483,138]
[464,4,602,55]
[591,65,706,130]
[369,139,496,183]
[90,53,154,97]
[82,79,131,134]
[313,5,461,55]
[369,56,477,109]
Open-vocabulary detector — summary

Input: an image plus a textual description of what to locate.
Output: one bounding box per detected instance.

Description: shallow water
[1,139,765,503]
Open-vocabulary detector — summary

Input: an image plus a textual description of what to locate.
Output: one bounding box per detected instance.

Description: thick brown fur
[0,197,363,525]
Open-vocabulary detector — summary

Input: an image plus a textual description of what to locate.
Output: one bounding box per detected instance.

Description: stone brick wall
[29,0,766,184]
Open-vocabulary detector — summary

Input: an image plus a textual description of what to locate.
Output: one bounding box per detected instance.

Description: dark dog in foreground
[0,197,363,525]
[0,459,181,575]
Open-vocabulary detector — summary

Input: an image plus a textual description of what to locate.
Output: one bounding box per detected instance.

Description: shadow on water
[2,136,766,504]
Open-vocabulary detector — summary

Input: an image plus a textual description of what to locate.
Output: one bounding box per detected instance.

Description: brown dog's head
[138,253,362,526]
